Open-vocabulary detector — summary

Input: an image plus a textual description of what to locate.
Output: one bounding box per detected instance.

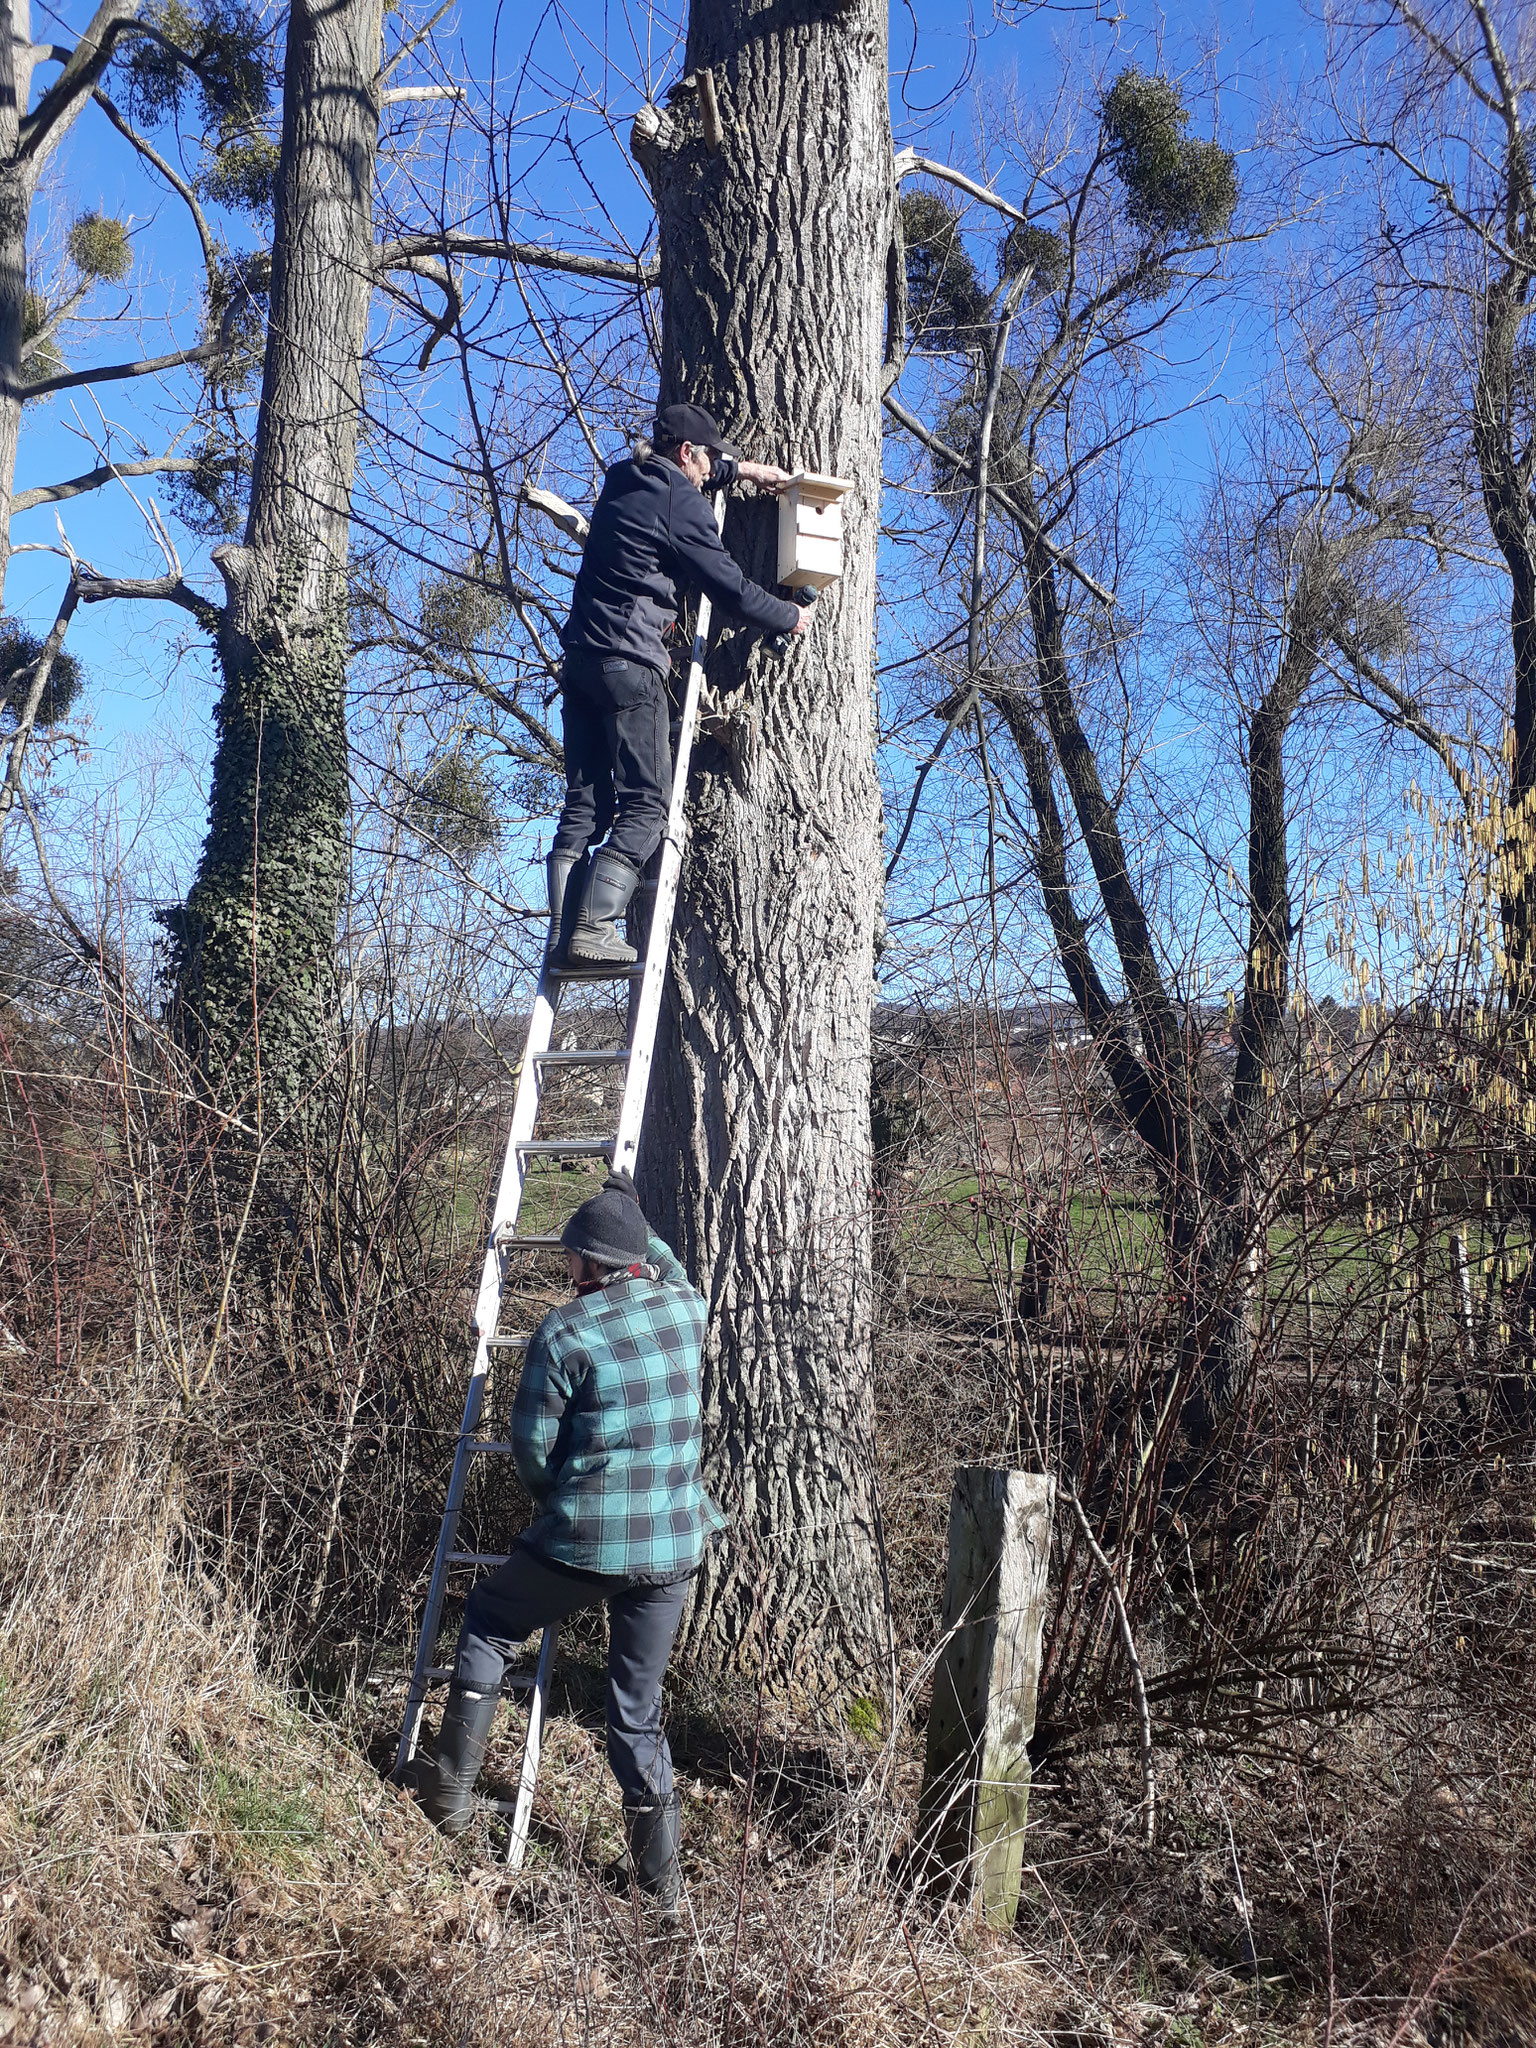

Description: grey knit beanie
[561,1187,650,1268]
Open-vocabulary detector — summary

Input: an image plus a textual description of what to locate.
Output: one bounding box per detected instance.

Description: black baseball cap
[653,401,741,459]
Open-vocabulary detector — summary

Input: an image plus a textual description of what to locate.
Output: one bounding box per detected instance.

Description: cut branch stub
[629,101,678,185]
[918,1467,1053,1929]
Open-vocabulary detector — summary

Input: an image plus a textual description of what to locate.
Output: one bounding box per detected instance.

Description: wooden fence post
[917,1466,1053,1928]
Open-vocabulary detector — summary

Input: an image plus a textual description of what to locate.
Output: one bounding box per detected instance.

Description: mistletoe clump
[168,431,248,538]
[198,134,281,218]
[0,622,85,728]
[901,191,990,354]
[407,750,501,858]
[124,0,270,133]
[21,292,63,389]
[67,212,132,283]
[125,1,277,231]
[419,572,509,655]
[935,374,1034,499]
[999,221,1067,295]
[1099,68,1238,244]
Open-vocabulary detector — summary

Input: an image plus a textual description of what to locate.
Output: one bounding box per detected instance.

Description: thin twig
[883,392,1115,607]
[1064,1483,1155,1845]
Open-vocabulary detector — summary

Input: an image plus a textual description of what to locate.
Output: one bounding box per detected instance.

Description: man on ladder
[399,398,818,1899]
[413,1169,719,1914]
[551,401,810,967]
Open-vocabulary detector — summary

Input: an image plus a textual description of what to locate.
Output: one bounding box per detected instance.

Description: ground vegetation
[1,2,1535,2044]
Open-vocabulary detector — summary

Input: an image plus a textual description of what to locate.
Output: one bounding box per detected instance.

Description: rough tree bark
[170,0,385,1125]
[0,2,32,601]
[632,0,893,1684]
[1473,185,1536,1001]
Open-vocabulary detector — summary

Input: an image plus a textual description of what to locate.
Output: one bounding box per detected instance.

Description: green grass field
[889,1170,1527,1332]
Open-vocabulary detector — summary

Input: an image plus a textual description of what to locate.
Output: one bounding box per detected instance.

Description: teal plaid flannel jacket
[511,1232,724,1580]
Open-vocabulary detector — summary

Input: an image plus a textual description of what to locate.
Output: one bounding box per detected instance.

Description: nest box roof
[786,472,855,504]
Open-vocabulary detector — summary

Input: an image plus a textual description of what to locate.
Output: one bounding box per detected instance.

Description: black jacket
[561,454,800,674]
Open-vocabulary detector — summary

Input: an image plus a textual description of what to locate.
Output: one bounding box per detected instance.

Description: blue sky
[10,0,1396,998]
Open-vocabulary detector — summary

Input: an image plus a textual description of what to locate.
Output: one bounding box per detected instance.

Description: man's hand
[603,1167,640,1201]
[791,607,813,635]
[737,461,796,494]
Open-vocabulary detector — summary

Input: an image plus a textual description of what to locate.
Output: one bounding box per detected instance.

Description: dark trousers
[454,1546,691,1803]
[551,655,672,872]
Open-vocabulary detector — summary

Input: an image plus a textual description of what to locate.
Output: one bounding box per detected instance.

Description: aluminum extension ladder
[390,497,726,1868]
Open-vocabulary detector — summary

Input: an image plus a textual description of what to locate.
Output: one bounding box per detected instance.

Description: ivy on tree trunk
[169,0,384,1129]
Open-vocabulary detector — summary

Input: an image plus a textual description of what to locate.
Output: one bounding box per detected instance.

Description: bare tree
[0,0,276,818]
[884,64,1440,1461]
[1325,0,1536,1401]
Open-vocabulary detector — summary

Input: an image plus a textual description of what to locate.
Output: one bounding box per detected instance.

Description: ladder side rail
[395,958,561,1775]
[613,490,725,1176]
[391,1344,495,1777]
[474,978,559,1334]
[505,1621,561,1868]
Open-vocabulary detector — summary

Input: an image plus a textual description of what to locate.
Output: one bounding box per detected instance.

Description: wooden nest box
[777,472,855,591]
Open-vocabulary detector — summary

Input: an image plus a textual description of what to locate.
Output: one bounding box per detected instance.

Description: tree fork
[634,0,894,1685]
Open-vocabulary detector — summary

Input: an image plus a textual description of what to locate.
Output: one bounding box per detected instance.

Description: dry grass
[8,1416,1533,2047]
[0,1424,1063,2045]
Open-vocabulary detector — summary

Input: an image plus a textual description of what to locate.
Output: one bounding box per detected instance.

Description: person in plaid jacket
[414,1170,721,1911]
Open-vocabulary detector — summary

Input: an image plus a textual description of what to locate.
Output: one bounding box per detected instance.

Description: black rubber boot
[546,850,580,960]
[566,848,640,968]
[620,1790,683,1915]
[414,1685,498,1838]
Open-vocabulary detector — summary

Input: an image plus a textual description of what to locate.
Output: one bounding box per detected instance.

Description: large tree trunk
[634,0,893,1685]
[171,0,384,1126]
[1476,266,1536,1009]
[1471,261,1536,1425]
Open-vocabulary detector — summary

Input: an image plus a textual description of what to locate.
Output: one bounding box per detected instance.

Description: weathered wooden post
[917,1467,1053,1928]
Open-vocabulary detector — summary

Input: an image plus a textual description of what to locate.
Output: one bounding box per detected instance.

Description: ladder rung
[485,1333,530,1350]
[468,1440,515,1455]
[497,1233,565,1252]
[533,1049,629,1067]
[421,1666,540,1691]
[549,961,647,981]
[517,1138,614,1158]
[447,1550,511,1565]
